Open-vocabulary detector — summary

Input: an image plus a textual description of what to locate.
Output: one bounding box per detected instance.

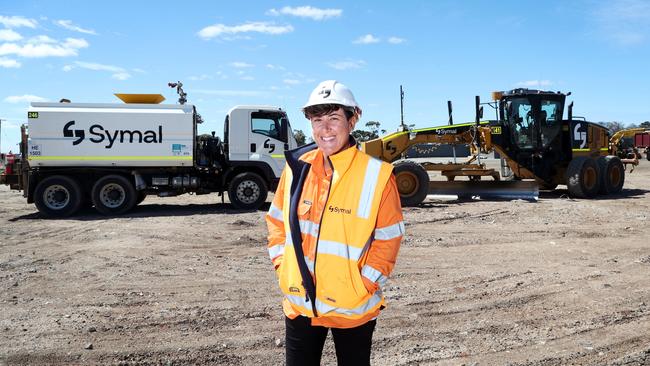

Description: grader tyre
[393,161,429,206]
[597,156,625,195]
[566,157,600,198]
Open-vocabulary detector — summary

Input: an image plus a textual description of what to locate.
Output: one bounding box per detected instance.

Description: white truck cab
[225,105,297,178]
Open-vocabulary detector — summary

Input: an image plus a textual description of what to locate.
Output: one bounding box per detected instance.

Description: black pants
[285,316,376,366]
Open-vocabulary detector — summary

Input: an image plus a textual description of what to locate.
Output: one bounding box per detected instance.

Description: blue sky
[1,0,650,153]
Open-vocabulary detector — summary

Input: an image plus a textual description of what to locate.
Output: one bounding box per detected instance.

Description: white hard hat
[303,80,362,116]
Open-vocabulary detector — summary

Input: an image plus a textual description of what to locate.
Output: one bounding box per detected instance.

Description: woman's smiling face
[310,107,356,159]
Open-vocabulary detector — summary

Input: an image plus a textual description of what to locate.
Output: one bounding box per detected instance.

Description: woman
[266,80,404,365]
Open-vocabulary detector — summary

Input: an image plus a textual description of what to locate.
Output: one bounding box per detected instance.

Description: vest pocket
[317,257,368,309]
[277,250,304,299]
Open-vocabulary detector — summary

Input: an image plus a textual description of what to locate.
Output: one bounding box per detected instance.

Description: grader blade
[427,180,539,201]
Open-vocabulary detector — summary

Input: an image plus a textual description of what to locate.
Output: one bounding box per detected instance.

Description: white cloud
[64,61,131,80]
[54,20,97,35]
[62,38,88,48]
[283,79,301,85]
[0,57,20,68]
[241,75,255,81]
[388,36,405,44]
[4,95,48,103]
[516,80,553,88]
[27,35,57,44]
[197,22,293,40]
[0,29,22,42]
[327,60,367,70]
[353,34,380,44]
[72,61,123,72]
[0,37,88,58]
[266,6,342,20]
[0,15,37,29]
[188,74,212,81]
[266,63,286,71]
[112,72,131,80]
[231,61,254,68]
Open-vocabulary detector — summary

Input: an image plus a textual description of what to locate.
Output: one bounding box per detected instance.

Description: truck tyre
[566,157,600,198]
[597,156,625,195]
[92,175,137,215]
[34,175,83,218]
[393,161,429,206]
[228,172,268,210]
[136,191,147,205]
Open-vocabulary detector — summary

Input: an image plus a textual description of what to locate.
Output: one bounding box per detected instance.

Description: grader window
[540,100,562,147]
[505,98,535,149]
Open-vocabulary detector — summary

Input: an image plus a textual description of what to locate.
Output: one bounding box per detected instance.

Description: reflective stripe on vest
[285,290,383,318]
[357,158,382,219]
[317,240,365,262]
[299,219,319,238]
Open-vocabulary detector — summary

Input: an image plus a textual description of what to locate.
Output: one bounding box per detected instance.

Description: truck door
[249,111,289,178]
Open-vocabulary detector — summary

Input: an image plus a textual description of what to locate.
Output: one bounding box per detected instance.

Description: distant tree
[293,129,307,146]
[640,121,650,129]
[603,121,625,133]
[352,120,386,142]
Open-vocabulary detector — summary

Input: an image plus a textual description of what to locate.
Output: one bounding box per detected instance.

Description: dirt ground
[1,161,650,366]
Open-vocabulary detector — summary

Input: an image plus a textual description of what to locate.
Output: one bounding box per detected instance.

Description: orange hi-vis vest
[274,142,395,322]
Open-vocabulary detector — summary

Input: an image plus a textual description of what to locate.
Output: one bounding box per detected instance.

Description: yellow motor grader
[361,88,631,205]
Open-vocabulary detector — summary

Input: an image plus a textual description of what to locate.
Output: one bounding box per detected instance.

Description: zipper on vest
[311,156,334,318]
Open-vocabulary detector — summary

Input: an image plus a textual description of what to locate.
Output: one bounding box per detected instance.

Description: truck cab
[224,105,296,178]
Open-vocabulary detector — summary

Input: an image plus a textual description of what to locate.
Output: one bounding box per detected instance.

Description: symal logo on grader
[63,121,163,148]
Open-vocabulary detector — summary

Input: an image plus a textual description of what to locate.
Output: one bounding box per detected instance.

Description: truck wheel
[597,156,625,195]
[34,175,83,218]
[136,191,147,205]
[92,175,137,215]
[566,157,600,198]
[228,172,268,210]
[393,161,429,206]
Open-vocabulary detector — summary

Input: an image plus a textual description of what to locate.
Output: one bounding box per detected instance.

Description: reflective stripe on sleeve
[317,240,365,261]
[268,244,285,260]
[267,203,284,222]
[356,158,382,219]
[374,221,405,241]
[361,264,387,287]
